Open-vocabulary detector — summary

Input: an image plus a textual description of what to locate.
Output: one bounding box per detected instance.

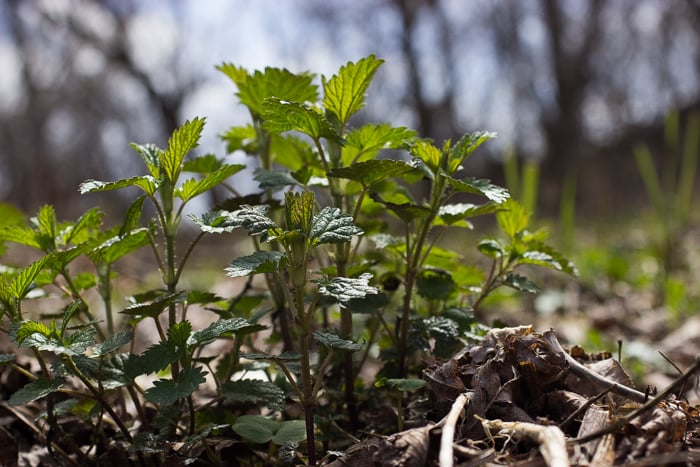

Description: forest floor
[4,225,700,466]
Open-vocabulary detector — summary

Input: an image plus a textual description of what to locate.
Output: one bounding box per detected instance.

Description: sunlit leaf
[504,273,540,294]
[188,318,266,346]
[315,273,378,303]
[328,159,419,187]
[445,176,510,203]
[322,55,384,127]
[448,131,497,172]
[310,207,362,245]
[89,229,149,265]
[262,98,341,142]
[411,139,442,176]
[217,64,318,117]
[342,124,417,165]
[79,176,158,196]
[226,251,286,278]
[9,256,50,301]
[183,154,225,173]
[313,329,362,351]
[497,199,530,238]
[176,164,244,202]
[120,291,188,318]
[477,238,505,258]
[438,202,503,225]
[161,117,206,184]
[520,244,578,276]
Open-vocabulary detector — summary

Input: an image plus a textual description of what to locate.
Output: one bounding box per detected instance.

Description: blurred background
[1,0,699,222]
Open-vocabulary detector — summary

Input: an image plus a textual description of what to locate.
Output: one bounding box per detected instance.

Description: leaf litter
[323,325,700,467]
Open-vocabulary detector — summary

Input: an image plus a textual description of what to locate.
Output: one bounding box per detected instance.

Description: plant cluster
[0,56,574,465]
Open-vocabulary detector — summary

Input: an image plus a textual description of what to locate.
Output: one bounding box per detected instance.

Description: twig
[543,330,647,403]
[572,357,700,445]
[439,392,472,467]
[558,384,615,430]
[477,415,570,467]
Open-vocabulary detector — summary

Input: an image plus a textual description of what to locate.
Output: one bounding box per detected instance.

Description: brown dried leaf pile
[325,326,700,467]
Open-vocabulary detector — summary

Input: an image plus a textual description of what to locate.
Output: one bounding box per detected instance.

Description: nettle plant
[0,56,575,465]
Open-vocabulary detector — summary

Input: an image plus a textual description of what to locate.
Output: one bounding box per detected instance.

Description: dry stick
[542,330,648,403]
[438,392,472,467]
[558,384,616,430]
[573,357,700,445]
[476,415,570,467]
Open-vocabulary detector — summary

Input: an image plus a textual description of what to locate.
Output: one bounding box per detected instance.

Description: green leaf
[168,321,192,349]
[0,225,42,249]
[63,207,103,245]
[254,168,298,191]
[226,251,286,278]
[34,205,57,247]
[380,378,426,392]
[240,352,300,362]
[322,55,384,127]
[79,176,158,196]
[9,256,50,301]
[416,268,455,300]
[161,117,206,184]
[144,366,207,405]
[438,203,503,225]
[120,291,188,318]
[477,238,505,258]
[93,331,133,357]
[411,140,443,176]
[342,124,417,165]
[15,320,53,346]
[262,98,341,142]
[175,164,244,202]
[222,379,285,411]
[232,415,278,444]
[217,64,318,117]
[188,318,266,346]
[135,341,179,374]
[449,131,497,172]
[9,378,63,406]
[369,193,431,223]
[62,327,96,355]
[272,420,307,445]
[504,274,540,294]
[220,124,258,154]
[183,154,225,173]
[328,159,419,187]
[445,176,510,203]
[313,329,362,352]
[130,143,162,178]
[310,207,362,245]
[120,195,147,237]
[315,273,378,303]
[520,244,578,276]
[229,205,278,237]
[497,199,530,238]
[89,229,149,265]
